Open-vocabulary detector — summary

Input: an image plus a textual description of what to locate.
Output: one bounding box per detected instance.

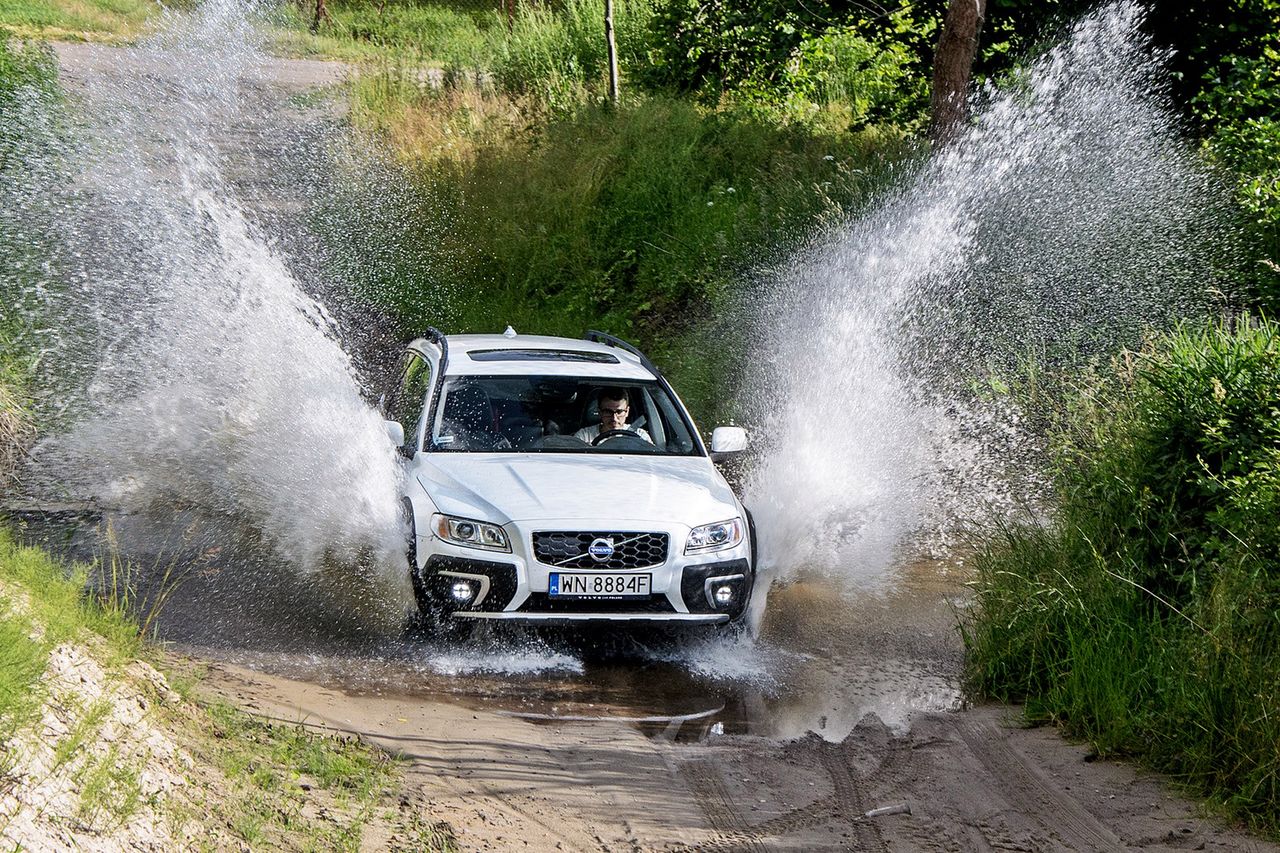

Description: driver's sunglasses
[600,407,629,417]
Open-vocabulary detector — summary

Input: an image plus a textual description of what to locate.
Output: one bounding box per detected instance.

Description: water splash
[744,2,1240,596]
[6,0,409,604]
[424,646,586,678]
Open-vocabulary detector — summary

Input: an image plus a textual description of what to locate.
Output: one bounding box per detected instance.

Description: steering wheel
[592,429,644,446]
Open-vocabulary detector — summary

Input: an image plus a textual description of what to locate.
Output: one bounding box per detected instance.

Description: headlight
[432,514,511,552]
[685,517,744,554]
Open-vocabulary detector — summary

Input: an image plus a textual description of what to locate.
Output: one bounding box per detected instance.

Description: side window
[390,352,433,449]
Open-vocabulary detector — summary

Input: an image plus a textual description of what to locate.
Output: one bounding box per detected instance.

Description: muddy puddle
[9,506,967,744]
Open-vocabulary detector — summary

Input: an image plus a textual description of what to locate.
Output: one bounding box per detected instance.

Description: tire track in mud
[677,759,770,853]
[815,741,887,852]
[954,717,1125,852]
[673,732,913,851]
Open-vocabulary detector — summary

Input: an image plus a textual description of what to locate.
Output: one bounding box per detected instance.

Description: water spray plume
[745,2,1240,601]
[3,0,410,619]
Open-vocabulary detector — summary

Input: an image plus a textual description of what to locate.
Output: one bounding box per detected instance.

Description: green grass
[964,316,1280,834]
[0,526,434,848]
[276,0,655,103]
[271,0,498,65]
[0,530,144,661]
[0,529,144,786]
[194,700,403,851]
[0,612,47,772]
[1,34,57,485]
[0,0,159,40]
[76,743,145,827]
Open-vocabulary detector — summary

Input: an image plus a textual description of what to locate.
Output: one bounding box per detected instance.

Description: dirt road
[202,644,1273,852]
[184,571,1275,853]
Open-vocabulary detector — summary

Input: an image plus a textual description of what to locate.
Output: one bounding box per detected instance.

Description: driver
[573,388,652,445]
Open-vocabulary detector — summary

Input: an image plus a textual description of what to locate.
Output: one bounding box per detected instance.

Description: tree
[310,0,328,33]
[930,0,986,143]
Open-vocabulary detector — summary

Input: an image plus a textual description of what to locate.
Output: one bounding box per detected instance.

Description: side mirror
[710,426,748,461]
[384,420,406,447]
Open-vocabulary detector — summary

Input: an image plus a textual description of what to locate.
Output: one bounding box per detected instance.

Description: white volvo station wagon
[382,328,754,632]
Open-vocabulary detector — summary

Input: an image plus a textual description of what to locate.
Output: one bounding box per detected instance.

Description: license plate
[549,572,652,598]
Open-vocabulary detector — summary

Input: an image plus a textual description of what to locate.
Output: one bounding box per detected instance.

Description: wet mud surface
[10,505,966,742]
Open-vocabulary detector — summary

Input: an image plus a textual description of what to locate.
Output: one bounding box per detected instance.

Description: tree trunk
[930,0,986,144]
[604,0,620,106]
[310,0,328,33]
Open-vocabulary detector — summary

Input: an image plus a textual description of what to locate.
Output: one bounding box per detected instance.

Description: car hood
[416,453,739,527]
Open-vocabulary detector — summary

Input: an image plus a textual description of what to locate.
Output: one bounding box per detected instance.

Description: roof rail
[422,327,449,450]
[584,330,662,378]
[412,327,448,371]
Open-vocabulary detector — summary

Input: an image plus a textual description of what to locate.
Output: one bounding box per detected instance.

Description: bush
[965,316,1280,830]
[642,1,935,127]
[1147,0,1280,306]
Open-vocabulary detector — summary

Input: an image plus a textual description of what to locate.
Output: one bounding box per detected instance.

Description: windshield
[429,376,702,456]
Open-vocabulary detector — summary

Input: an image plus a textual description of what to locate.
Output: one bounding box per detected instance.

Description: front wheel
[402,500,478,643]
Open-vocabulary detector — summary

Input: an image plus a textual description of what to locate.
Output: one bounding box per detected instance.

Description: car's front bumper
[416,521,753,624]
[455,611,730,624]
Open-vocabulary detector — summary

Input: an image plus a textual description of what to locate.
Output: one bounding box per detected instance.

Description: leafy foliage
[1183,1,1280,304]
[641,1,937,127]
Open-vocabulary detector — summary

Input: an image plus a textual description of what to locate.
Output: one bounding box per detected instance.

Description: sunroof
[468,349,620,364]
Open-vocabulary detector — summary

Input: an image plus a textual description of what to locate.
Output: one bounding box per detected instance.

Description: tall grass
[489,0,654,108]
[343,92,913,419]
[0,528,143,759]
[0,34,58,488]
[964,316,1280,831]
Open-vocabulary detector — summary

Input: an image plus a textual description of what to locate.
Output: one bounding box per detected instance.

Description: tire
[730,506,760,626]
[404,499,432,616]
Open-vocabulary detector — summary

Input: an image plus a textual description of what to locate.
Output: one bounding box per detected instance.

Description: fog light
[713,585,735,606]
[451,581,475,602]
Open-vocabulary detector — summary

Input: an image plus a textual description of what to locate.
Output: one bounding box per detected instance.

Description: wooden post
[505,0,516,33]
[604,0,620,106]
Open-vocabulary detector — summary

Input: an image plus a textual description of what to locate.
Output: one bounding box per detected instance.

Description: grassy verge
[0,528,449,849]
[1,34,57,489]
[270,0,498,65]
[963,317,1280,834]
[0,0,160,42]
[0,533,138,761]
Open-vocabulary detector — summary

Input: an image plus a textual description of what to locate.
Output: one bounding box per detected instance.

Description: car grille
[532,531,669,569]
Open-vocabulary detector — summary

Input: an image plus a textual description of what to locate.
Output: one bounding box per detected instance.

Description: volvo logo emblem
[587,537,615,562]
